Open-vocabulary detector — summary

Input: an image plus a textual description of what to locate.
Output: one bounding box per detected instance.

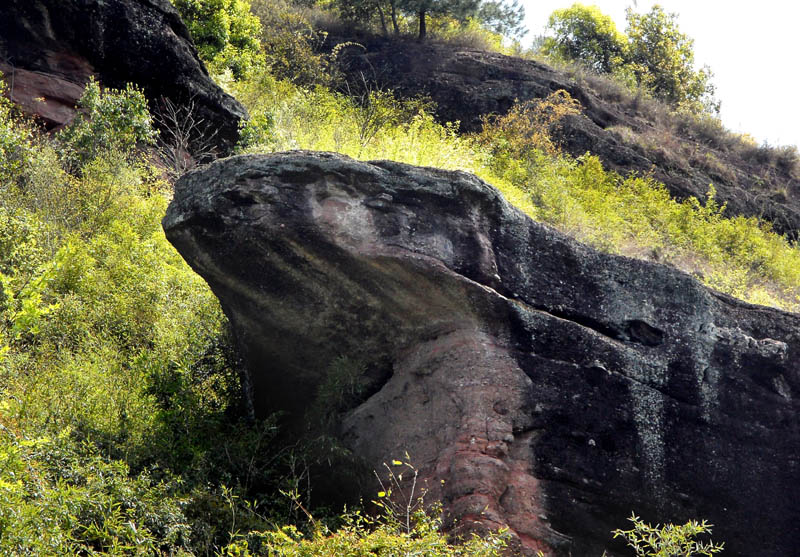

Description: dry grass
[533,52,800,183]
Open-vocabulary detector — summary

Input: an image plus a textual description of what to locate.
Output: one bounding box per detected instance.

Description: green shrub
[475,89,582,160]
[56,79,157,171]
[171,0,266,78]
[0,428,192,555]
[0,77,291,556]
[0,74,37,186]
[611,513,724,557]
[230,66,800,312]
[221,459,508,556]
[250,0,331,85]
[0,24,797,555]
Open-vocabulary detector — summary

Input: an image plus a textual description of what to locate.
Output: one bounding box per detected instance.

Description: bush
[250,0,331,85]
[0,429,192,555]
[0,79,255,555]
[476,97,800,310]
[0,74,37,186]
[475,89,582,160]
[0,29,798,555]
[171,0,266,78]
[221,459,509,556]
[55,78,157,171]
[611,513,724,557]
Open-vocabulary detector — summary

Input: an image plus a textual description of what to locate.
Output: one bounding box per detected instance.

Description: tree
[478,0,526,39]
[541,3,718,114]
[625,5,718,113]
[335,0,524,41]
[170,0,265,78]
[335,0,402,35]
[400,0,478,40]
[541,3,627,74]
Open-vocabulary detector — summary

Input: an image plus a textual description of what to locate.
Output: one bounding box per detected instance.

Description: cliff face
[335,37,800,239]
[0,0,246,154]
[164,151,800,557]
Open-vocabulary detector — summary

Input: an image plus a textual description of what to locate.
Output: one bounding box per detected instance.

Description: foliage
[221,506,507,556]
[542,3,627,74]
[333,0,524,41]
[311,356,367,425]
[612,513,724,556]
[333,0,401,35]
[0,74,37,186]
[220,459,509,556]
[475,89,582,159]
[420,14,504,52]
[55,78,157,171]
[171,0,266,78]
[541,3,718,114]
[0,75,265,555]
[0,13,798,554]
[249,0,331,86]
[231,72,473,169]
[477,0,526,39]
[625,6,718,114]
[0,428,192,555]
[231,63,800,312]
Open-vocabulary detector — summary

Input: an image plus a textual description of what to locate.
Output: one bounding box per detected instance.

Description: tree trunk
[418,8,426,41]
[390,0,399,34]
[376,1,388,36]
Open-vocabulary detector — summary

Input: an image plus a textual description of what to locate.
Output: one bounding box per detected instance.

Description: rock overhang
[164,150,800,556]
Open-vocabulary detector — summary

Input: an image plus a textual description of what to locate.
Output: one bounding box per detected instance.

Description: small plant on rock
[612,513,724,557]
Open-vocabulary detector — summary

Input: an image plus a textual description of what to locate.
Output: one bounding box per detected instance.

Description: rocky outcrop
[335,37,800,238]
[0,0,246,153]
[164,151,800,556]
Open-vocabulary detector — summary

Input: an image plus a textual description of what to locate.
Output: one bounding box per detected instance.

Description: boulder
[0,0,246,154]
[164,151,800,556]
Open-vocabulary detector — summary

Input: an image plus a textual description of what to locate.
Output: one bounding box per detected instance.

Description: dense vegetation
[1,0,793,554]
[541,3,718,114]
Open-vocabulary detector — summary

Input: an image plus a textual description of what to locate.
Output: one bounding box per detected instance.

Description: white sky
[521,1,800,149]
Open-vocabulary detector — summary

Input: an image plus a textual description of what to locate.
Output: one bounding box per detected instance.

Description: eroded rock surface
[0,0,246,153]
[164,151,800,556]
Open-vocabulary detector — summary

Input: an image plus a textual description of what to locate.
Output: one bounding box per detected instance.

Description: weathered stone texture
[0,0,246,153]
[164,151,800,556]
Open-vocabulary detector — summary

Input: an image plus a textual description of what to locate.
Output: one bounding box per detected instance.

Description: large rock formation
[0,0,246,153]
[334,37,800,238]
[164,151,800,556]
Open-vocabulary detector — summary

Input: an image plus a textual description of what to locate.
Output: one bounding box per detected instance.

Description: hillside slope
[332,34,800,238]
[2,1,799,555]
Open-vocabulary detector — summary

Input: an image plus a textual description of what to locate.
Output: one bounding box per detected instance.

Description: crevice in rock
[625,319,665,347]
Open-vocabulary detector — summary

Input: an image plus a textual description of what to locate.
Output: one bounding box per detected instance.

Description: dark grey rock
[0,0,246,154]
[164,151,800,556]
